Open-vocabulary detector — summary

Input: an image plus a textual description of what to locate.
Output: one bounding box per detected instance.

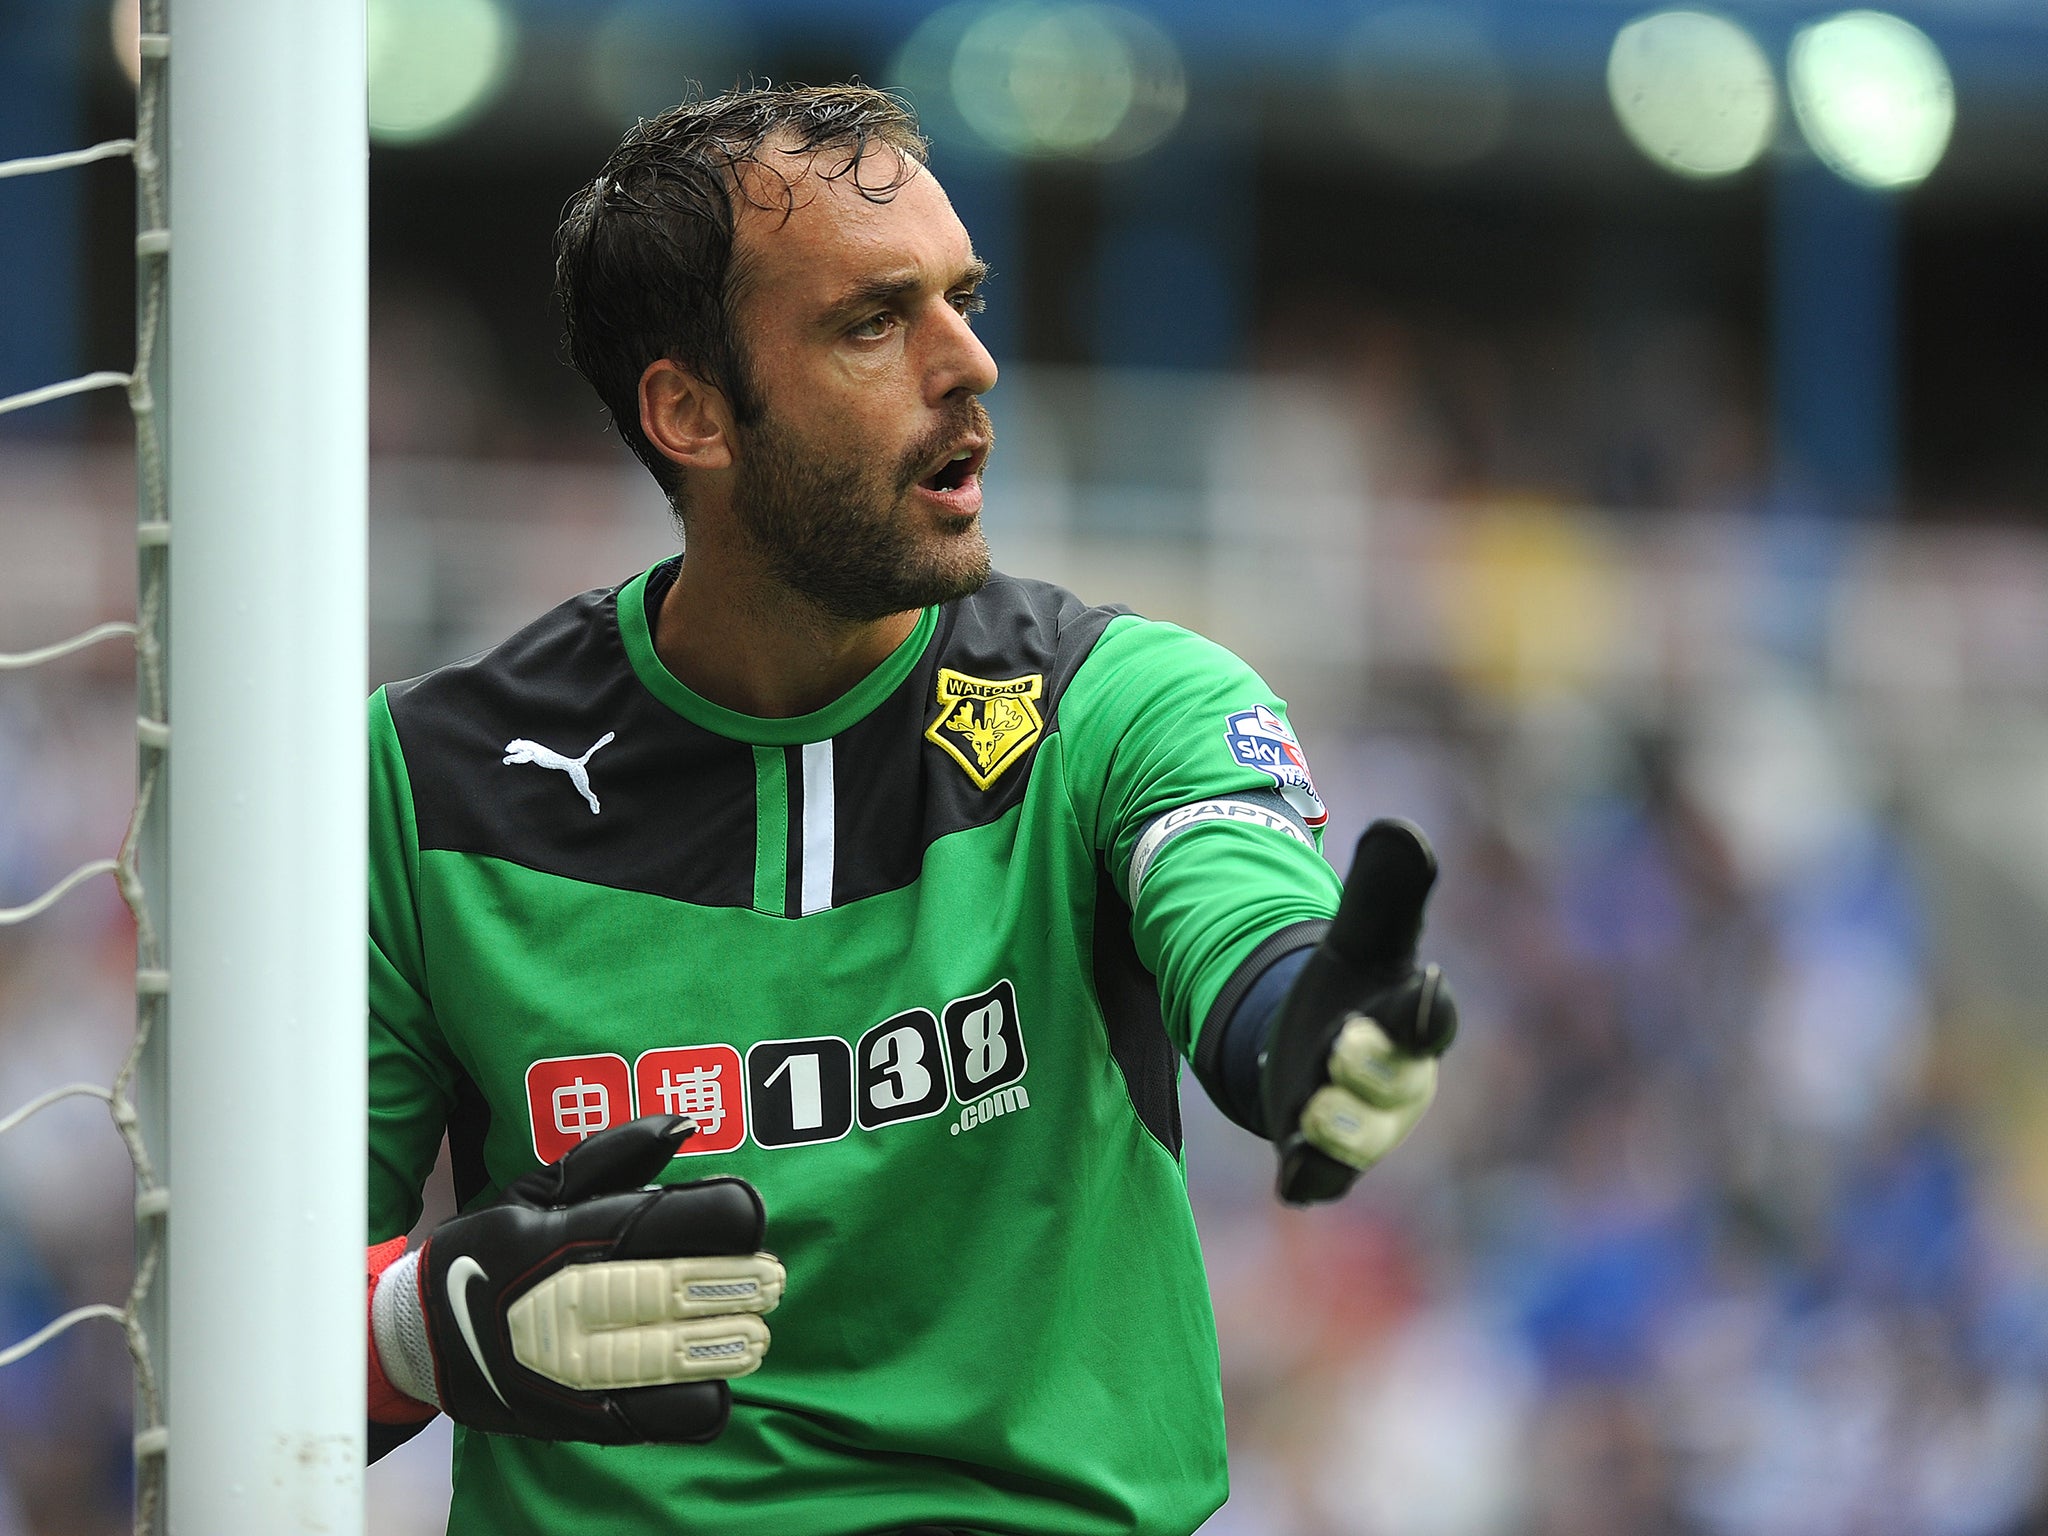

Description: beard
[729,400,994,624]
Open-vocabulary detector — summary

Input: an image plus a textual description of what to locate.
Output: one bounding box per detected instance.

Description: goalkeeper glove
[1260,818,1458,1206]
[370,1114,785,1444]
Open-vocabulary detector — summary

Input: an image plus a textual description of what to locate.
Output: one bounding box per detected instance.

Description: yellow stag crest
[926,669,1045,790]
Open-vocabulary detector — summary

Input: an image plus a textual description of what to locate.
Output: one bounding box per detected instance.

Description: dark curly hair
[554,83,930,511]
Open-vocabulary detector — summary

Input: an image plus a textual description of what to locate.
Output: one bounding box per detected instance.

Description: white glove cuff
[371,1247,442,1409]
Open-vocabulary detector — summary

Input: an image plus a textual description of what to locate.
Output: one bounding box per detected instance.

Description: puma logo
[502,731,615,814]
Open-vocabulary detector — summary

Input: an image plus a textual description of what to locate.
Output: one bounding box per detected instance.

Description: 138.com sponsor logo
[524,979,1027,1162]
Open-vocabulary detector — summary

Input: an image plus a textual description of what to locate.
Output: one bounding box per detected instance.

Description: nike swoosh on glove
[371,1114,785,1443]
[1259,818,1458,1206]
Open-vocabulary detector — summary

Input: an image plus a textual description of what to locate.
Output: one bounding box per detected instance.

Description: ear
[639,358,733,473]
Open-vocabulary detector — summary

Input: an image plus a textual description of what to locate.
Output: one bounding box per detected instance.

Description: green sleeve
[367,687,459,1241]
[1059,614,1343,1059]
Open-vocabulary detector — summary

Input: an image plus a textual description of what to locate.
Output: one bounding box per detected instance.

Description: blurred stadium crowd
[1194,527,2048,1536]
[6,0,2048,1531]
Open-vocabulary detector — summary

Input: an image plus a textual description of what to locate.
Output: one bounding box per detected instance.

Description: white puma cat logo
[502,731,616,815]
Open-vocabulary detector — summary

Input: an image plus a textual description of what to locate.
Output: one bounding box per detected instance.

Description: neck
[653,542,919,720]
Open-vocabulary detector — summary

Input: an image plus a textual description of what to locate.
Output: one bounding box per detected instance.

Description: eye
[951,290,986,320]
[849,310,897,341]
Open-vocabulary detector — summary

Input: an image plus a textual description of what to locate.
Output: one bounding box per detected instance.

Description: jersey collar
[617,560,938,746]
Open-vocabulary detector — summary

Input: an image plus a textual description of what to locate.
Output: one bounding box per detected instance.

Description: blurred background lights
[1789,10,1955,190]
[585,1,755,129]
[947,2,1187,161]
[1607,11,1777,179]
[1342,8,1512,170]
[368,0,517,146]
[108,0,140,88]
[887,2,983,148]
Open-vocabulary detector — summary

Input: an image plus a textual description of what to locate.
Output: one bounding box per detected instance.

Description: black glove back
[419,1114,766,1443]
[1260,819,1458,1205]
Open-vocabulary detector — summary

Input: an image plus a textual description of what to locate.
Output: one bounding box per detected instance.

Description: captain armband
[1125,790,1316,907]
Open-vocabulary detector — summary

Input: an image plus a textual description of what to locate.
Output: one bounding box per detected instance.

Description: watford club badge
[926,669,1044,790]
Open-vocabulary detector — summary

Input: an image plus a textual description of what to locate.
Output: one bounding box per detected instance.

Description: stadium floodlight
[889,2,987,152]
[368,0,516,146]
[1607,10,1777,180]
[943,1,1187,161]
[1788,10,1954,190]
[1342,6,1512,170]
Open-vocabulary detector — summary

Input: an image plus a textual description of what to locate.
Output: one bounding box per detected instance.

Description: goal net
[0,1,368,1530]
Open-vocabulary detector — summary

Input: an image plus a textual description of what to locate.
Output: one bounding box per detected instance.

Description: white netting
[0,5,171,1531]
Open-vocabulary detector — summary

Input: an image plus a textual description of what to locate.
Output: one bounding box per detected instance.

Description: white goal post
[164,0,367,1530]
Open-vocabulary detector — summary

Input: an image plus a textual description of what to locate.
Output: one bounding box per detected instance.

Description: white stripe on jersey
[800,740,836,916]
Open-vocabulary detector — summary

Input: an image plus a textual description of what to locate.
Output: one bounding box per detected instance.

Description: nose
[927,299,998,404]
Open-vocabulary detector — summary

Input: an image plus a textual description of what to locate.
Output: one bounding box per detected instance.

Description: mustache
[898,399,995,491]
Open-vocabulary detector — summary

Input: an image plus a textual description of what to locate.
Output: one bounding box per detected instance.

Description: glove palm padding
[418,1114,776,1444]
[1260,819,1457,1205]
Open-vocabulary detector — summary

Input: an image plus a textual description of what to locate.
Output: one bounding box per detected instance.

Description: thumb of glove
[505,1114,694,1208]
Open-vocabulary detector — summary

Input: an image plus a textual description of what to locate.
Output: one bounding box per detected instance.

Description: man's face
[723,146,999,623]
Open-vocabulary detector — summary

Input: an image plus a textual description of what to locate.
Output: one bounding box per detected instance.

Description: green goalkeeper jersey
[368,560,1342,1536]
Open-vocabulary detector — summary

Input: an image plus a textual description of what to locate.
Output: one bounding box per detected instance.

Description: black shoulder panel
[828,573,1128,906]
[386,570,1132,915]
[383,576,756,910]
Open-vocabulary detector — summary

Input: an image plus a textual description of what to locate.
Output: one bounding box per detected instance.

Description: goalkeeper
[365,83,1456,1536]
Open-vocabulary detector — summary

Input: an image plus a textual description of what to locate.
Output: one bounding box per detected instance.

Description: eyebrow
[823,258,989,324]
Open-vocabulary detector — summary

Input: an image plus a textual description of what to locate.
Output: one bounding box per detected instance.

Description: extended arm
[1181,821,1456,1203]
[1253,819,1455,1203]
[1060,620,1456,1206]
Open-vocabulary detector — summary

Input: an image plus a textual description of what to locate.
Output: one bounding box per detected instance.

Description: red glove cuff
[367,1236,437,1425]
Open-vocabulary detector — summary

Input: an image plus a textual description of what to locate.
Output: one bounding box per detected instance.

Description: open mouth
[918,444,987,494]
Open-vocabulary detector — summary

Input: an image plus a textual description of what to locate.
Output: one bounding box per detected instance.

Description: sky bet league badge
[1223,706,1328,830]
